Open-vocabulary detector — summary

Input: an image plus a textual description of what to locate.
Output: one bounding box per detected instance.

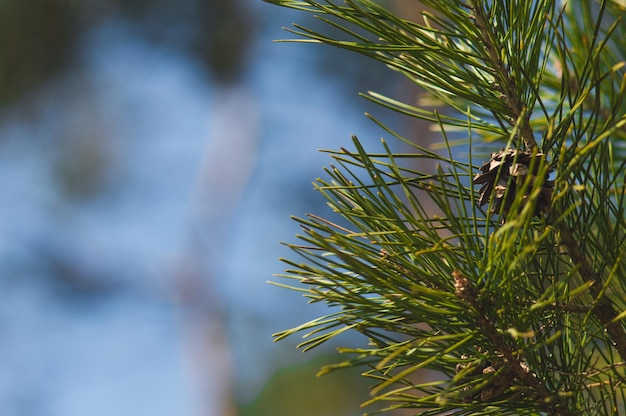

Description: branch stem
[558,226,626,361]
[469,1,538,150]
[453,271,575,416]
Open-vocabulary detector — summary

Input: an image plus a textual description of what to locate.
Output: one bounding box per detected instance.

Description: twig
[558,226,626,361]
[469,1,538,151]
[454,271,576,416]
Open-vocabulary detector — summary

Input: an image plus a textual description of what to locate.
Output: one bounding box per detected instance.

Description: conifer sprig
[267,0,626,414]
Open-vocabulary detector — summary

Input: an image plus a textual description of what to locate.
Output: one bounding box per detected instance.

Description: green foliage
[267,0,626,414]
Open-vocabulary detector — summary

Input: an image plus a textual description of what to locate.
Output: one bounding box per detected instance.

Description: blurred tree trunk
[177,86,259,416]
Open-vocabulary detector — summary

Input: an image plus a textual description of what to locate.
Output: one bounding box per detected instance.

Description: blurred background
[0,0,433,415]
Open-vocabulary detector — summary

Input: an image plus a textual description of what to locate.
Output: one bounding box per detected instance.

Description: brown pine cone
[473,149,554,219]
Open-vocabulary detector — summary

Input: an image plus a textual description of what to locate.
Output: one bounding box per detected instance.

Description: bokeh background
[0,1,434,415]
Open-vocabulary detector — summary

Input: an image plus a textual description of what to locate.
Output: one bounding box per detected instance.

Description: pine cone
[454,353,537,403]
[473,149,554,218]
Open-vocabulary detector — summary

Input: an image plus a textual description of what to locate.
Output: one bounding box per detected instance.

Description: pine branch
[468,0,626,363]
[267,0,626,414]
